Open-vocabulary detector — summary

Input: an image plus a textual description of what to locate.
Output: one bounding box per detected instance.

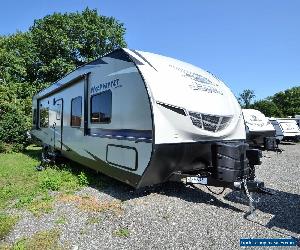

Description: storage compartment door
[106,145,138,171]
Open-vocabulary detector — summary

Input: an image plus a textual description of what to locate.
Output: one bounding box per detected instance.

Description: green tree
[0,84,31,151]
[238,89,255,108]
[30,8,127,83]
[271,86,300,117]
[0,33,33,84]
[250,99,283,117]
[0,8,127,151]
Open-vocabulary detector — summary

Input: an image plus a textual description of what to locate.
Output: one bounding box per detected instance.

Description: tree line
[0,8,126,152]
[238,87,300,117]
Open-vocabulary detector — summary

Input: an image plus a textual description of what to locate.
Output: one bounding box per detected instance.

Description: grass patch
[0,214,18,240]
[10,229,61,250]
[0,145,110,216]
[113,227,130,238]
[58,194,123,214]
[86,215,101,225]
[27,195,54,217]
[55,216,67,225]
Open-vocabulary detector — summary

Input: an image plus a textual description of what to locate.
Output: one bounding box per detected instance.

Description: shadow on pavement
[224,188,300,235]
[100,181,243,213]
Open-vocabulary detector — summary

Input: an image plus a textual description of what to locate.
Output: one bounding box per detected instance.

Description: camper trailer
[31,48,267,195]
[242,109,277,150]
[269,118,300,142]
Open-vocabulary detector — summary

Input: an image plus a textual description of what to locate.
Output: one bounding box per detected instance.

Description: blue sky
[0,0,299,100]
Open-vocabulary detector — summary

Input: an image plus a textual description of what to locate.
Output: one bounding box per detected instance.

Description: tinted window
[40,108,49,128]
[71,96,82,127]
[91,90,112,123]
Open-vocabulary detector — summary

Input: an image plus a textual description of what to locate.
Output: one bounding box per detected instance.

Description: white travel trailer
[269,118,300,142]
[242,109,277,149]
[31,48,267,194]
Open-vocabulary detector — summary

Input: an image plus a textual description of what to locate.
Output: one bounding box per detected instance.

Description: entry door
[54,99,63,150]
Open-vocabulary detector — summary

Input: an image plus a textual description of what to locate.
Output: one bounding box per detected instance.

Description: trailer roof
[33,48,130,100]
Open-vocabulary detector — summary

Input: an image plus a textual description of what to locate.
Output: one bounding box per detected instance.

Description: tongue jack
[243,179,259,216]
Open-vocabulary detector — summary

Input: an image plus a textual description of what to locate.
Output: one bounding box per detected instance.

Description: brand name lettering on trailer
[91,79,121,94]
[169,64,223,95]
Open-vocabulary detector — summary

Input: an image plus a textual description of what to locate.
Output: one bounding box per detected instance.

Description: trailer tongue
[169,141,273,214]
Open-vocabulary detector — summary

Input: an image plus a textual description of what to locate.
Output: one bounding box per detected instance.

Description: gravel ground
[2,143,300,249]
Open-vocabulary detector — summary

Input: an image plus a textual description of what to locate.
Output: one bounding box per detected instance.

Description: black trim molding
[84,73,90,135]
[157,101,187,116]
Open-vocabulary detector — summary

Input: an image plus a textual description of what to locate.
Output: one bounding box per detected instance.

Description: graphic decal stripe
[89,128,152,143]
[131,50,158,71]
[106,49,132,62]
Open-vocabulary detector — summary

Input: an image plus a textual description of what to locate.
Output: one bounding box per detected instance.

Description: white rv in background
[269,118,300,142]
[31,48,266,194]
[242,109,277,149]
